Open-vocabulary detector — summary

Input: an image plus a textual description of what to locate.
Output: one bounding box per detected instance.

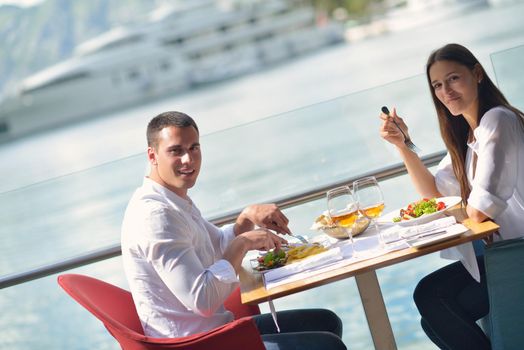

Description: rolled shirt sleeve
[208,259,238,283]
[435,153,461,197]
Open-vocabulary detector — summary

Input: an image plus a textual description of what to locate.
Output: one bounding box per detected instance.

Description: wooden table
[239,208,499,349]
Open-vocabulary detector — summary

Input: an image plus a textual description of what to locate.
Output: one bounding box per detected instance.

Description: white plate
[407,224,468,248]
[379,196,462,227]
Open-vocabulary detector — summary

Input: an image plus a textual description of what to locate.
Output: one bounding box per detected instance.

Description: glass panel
[194,73,442,217]
[0,74,444,277]
[490,43,524,111]
[0,156,145,276]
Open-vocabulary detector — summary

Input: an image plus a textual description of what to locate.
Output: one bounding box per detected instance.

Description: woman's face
[429,60,482,119]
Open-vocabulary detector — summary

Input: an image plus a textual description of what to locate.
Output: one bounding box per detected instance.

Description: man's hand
[239,229,288,251]
[223,229,288,273]
[235,204,291,235]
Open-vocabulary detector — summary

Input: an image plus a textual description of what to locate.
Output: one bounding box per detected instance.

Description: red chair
[58,274,264,350]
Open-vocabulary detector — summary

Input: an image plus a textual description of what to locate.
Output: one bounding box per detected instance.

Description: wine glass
[326,185,360,257]
[353,176,386,248]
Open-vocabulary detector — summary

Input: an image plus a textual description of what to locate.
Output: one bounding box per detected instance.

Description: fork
[381,106,421,154]
[293,234,309,244]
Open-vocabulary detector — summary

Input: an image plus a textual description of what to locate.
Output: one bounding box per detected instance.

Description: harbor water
[1,2,524,349]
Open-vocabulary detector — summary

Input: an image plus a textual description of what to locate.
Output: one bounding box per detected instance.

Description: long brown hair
[426,43,524,203]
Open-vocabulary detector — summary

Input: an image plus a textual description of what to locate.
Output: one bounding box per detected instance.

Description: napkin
[380,216,457,243]
[399,216,457,238]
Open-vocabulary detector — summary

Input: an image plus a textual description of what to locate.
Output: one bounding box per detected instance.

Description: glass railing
[0,73,445,279]
[196,73,442,218]
[491,43,524,111]
[1,41,524,350]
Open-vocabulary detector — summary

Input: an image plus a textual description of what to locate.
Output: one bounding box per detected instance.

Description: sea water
[1,2,524,349]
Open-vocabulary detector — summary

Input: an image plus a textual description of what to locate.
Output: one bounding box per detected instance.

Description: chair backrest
[58,274,265,350]
[58,274,145,335]
[224,286,261,319]
[484,238,524,350]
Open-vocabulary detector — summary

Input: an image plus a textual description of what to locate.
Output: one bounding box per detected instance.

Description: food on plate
[253,243,328,271]
[286,243,327,264]
[311,213,370,238]
[255,249,287,271]
[311,213,334,230]
[393,198,446,222]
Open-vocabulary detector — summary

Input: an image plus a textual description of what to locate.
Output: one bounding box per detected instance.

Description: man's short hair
[147,111,199,149]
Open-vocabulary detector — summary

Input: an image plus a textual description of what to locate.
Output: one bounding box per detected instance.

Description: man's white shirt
[121,177,238,337]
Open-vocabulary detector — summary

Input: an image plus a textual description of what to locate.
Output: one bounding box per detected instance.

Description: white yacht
[0,0,344,143]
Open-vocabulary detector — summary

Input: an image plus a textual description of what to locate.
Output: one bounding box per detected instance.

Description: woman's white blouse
[435,106,524,240]
[121,177,238,338]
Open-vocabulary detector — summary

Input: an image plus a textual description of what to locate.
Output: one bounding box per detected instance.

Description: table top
[239,207,499,305]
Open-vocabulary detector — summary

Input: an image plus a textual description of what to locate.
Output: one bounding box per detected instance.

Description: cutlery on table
[381,106,421,154]
[386,229,447,245]
[406,230,447,241]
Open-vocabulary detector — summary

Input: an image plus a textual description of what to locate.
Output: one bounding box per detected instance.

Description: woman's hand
[466,204,489,223]
[379,107,411,149]
[235,204,291,235]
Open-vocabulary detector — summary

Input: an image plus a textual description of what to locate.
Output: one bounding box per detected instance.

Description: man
[121,111,346,349]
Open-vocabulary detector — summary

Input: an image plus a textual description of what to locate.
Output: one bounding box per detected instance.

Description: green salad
[393,198,446,222]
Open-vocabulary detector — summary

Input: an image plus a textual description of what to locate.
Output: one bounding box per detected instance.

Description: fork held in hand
[381,106,421,154]
[293,234,309,244]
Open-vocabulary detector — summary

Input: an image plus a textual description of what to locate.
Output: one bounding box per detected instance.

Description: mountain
[0,0,157,96]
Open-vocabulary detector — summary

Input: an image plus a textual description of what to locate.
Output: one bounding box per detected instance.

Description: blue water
[1,2,524,349]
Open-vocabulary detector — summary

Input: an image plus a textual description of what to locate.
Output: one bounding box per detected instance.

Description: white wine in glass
[353,176,386,247]
[326,185,359,256]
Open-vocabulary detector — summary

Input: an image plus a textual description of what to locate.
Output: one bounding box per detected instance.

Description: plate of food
[250,243,328,272]
[379,196,462,226]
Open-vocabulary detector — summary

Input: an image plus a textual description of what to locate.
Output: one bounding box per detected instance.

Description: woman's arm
[466,205,488,222]
[380,109,441,198]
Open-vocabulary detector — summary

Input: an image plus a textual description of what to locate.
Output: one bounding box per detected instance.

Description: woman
[379,43,524,349]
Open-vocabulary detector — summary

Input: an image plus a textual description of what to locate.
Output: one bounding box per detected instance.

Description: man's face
[148,126,201,198]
